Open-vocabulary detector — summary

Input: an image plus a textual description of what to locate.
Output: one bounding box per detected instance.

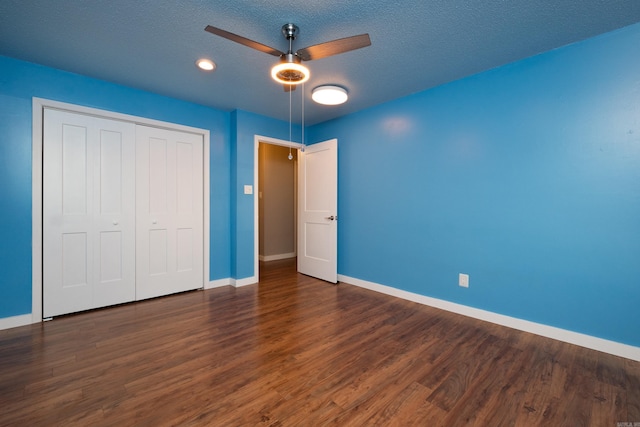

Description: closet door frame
[32,98,210,322]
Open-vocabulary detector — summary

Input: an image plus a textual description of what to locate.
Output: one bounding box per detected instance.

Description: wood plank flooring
[1,258,639,426]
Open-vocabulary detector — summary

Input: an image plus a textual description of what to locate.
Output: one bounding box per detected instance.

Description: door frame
[253,135,303,283]
[32,98,210,323]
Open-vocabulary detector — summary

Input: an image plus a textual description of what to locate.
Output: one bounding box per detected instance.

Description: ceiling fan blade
[284,84,297,92]
[296,34,371,61]
[205,25,284,57]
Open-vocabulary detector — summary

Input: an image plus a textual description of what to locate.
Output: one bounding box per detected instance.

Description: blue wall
[0,56,232,318]
[309,23,640,347]
[0,92,32,317]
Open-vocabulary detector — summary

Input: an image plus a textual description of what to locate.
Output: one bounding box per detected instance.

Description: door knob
[152,220,157,224]
[112,220,118,225]
[325,215,337,221]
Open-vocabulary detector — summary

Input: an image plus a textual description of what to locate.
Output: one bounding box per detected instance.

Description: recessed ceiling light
[196,58,216,71]
[312,85,348,105]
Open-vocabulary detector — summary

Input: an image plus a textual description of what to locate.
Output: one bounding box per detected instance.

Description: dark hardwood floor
[1,258,639,426]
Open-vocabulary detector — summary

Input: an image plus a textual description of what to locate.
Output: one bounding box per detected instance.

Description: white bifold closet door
[43,109,136,318]
[43,109,205,318]
[135,126,204,300]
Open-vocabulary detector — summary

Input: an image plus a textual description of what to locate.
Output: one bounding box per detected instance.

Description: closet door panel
[43,109,135,317]
[136,126,203,300]
[93,124,136,307]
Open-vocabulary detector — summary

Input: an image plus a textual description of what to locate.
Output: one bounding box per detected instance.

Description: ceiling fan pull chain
[288,79,294,160]
[301,82,305,152]
[289,83,292,143]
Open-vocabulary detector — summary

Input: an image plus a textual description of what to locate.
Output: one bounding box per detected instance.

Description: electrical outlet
[459,273,469,288]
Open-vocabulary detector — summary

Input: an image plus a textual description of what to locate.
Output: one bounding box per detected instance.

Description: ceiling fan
[205,23,371,91]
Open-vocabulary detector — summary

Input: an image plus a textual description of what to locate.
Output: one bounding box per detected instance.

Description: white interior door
[43,109,136,317]
[135,125,204,300]
[297,139,338,283]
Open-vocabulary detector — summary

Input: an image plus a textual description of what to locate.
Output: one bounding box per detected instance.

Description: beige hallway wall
[258,143,296,260]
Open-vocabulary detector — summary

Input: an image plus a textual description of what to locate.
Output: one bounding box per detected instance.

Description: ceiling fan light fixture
[196,58,216,71]
[312,85,348,105]
[271,54,310,85]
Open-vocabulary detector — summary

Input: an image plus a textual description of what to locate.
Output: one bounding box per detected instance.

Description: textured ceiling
[1,0,640,125]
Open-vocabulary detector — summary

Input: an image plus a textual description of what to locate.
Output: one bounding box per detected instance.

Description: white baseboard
[206,278,232,289]
[259,252,296,262]
[0,314,33,331]
[338,274,640,362]
[233,276,258,288]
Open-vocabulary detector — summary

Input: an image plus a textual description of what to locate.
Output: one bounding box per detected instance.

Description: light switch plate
[244,185,253,195]
[459,273,469,288]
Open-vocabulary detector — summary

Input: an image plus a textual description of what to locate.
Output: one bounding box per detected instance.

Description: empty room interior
[1,1,640,425]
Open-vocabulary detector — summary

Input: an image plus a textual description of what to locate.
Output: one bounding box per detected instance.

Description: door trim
[252,135,303,284]
[32,97,210,322]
